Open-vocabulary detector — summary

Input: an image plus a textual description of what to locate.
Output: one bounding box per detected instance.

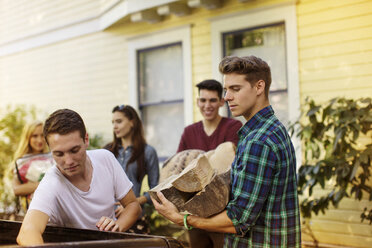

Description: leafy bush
[0,105,38,214]
[289,97,372,224]
[88,133,105,150]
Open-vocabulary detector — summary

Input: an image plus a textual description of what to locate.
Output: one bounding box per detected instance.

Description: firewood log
[160,149,204,183]
[149,175,195,211]
[150,142,236,217]
[171,155,215,193]
[181,171,230,217]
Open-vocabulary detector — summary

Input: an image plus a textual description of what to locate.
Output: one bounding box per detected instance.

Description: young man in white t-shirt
[17,109,141,246]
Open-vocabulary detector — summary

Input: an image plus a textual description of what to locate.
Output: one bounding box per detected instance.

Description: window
[128,26,192,161]
[137,43,184,159]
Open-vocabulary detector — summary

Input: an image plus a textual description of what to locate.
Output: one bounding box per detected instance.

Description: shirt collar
[238,105,275,137]
[118,145,133,153]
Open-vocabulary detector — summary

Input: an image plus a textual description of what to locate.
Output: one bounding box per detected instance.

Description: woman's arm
[12,177,39,196]
[143,146,159,203]
[137,196,147,205]
[115,195,146,217]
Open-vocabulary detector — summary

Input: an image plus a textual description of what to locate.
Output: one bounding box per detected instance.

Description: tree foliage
[88,133,105,150]
[0,105,38,213]
[289,97,372,224]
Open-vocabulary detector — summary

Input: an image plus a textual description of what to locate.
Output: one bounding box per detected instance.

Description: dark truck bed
[0,220,184,248]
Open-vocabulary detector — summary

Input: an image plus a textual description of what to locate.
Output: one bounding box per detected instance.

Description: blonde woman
[12,121,50,201]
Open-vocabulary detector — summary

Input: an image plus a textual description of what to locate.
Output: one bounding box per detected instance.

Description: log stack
[150,142,236,217]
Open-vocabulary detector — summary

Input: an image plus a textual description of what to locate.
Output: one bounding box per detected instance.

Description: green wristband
[183,214,193,230]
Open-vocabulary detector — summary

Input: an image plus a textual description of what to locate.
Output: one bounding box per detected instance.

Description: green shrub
[88,133,105,150]
[289,97,372,224]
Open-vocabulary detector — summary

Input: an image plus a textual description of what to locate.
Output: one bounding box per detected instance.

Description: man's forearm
[17,209,48,246]
[186,210,236,233]
[116,201,141,231]
[17,227,44,245]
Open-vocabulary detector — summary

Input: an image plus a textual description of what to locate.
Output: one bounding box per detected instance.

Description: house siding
[0,0,103,44]
[297,0,372,247]
[297,0,372,102]
[0,31,129,140]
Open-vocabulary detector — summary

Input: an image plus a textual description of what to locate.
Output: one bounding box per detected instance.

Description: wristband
[183,214,193,230]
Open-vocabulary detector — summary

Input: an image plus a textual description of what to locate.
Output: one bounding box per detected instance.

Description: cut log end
[151,142,236,217]
[172,155,215,192]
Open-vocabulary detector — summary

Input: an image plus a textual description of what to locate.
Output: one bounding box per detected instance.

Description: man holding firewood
[152,55,301,247]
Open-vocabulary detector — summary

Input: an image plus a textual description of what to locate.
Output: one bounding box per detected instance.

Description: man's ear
[84,133,89,147]
[255,80,266,96]
[196,97,202,106]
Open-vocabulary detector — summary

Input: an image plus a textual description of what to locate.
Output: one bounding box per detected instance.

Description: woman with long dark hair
[105,104,159,234]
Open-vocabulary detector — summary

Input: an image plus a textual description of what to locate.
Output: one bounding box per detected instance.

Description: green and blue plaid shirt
[225,106,301,248]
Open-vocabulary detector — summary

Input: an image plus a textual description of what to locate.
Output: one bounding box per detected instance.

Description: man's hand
[152,192,236,234]
[151,192,183,226]
[112,189,141,232]
[96,216,120,232]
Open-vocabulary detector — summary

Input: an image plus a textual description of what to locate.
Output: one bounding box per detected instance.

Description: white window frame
[210,3,301,167]
[128,25,193,126]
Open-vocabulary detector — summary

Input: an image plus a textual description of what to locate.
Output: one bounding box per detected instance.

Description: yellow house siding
[298,0,371,26]
[309,219,371,238]
[190,19,212,121]
[299,186,372,247]
[297,0,372,101]
[297,0,372,247]
[303,231,372,248]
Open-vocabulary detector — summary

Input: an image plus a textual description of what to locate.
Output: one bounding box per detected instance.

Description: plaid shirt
[225,106,301,248]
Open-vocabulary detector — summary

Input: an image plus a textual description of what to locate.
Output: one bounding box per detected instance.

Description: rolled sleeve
[226,204,251,237]
[226,141,277,236]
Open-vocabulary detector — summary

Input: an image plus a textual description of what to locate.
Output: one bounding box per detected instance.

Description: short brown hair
[196,79,223,99]
[219,56,272,97]
[43,109,86,143]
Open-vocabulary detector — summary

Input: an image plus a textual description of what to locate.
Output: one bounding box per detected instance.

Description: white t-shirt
[29,149,133,230]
